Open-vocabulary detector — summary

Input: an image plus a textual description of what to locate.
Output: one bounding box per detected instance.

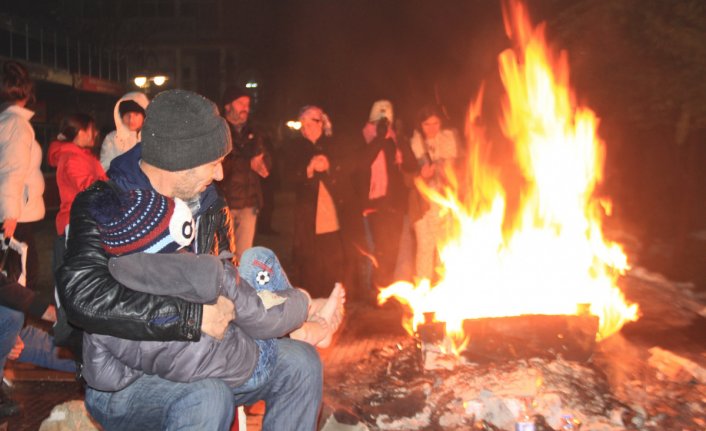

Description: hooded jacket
[99,92,149,171]
[55,144,236,361]
[48,140,107,235]
[81,252,308,391]
[0,104,45,223]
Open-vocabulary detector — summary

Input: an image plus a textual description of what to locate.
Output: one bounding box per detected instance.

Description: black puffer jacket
[56,177,235,362]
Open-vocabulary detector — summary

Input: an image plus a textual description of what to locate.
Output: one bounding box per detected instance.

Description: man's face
[121,112,145,132]
[300,108,324,143]
[172,157,225,201]
[224,96,250,126]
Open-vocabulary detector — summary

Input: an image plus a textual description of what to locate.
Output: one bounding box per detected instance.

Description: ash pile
[322,270,706,431]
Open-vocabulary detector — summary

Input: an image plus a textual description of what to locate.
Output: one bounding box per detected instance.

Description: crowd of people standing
[0,58,464,430]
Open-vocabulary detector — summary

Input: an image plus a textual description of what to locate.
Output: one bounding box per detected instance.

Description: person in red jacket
[47,113,107,270]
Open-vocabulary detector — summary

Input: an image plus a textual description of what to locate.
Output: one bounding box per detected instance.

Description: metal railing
[0,15,129,83]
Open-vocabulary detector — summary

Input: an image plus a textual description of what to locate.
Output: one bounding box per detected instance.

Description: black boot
[0,383,20,418]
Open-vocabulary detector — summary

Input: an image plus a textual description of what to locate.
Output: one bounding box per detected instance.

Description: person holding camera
[360,100,417,290]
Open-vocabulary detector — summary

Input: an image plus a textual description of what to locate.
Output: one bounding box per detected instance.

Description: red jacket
[48,140,107,235]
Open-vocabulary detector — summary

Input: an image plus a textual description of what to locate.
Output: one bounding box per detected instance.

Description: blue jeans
[232,338,323,431]
[85,375,234,431]
[0,305,24,379]
[16,325,76,373]
[0,306,74,377]
[236,248,325,430]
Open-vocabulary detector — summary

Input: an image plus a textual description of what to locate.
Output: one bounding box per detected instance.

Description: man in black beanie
[57,89,323,431]
[218,86,273,259]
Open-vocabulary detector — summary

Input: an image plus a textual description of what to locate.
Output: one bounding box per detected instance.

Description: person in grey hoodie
[80,187,343,393]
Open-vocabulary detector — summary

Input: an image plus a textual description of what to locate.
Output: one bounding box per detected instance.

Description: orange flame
[379,0,638,344]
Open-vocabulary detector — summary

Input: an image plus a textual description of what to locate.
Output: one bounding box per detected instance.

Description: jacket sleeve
[110,252,308,340]
[55,182,203,342]
[108,253,222,302]
[0,118,33,221]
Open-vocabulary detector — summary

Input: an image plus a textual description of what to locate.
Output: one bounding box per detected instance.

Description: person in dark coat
[217,87,272,259]
[359,100,417,288]
[286,105,362,298]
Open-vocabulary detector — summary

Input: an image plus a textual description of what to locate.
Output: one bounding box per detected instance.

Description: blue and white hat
[91,189,195,256]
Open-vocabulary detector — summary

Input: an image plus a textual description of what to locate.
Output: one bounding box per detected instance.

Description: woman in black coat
[286,106,361,297]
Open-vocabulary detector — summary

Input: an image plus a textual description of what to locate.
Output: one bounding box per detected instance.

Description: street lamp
[133,75,169,89]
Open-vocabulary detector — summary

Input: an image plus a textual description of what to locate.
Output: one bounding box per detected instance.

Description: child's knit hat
[90,188,195,256]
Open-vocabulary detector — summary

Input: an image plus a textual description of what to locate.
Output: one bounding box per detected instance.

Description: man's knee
[169,379,234,430]
[279,339,323,392]
[184,378,233,413]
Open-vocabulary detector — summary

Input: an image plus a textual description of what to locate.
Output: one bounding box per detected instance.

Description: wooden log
[460,314,600,362]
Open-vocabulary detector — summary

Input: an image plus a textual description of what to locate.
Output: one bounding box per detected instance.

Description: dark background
[3,0,706,282]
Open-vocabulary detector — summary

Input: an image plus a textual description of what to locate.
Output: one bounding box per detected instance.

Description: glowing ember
[379,0,638,346]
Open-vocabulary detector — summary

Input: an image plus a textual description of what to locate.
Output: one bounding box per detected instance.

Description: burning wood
[417,313,599,371]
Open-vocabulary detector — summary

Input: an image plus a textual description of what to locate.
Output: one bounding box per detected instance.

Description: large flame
[379,0,638,344]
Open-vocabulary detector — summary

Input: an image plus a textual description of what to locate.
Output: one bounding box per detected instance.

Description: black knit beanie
[221,86,249,109]
[141,89,233,172]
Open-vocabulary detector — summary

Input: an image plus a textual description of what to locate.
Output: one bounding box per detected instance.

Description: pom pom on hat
[90,188,195,256]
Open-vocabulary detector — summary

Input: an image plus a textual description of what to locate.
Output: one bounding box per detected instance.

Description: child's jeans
[232,246,294,394]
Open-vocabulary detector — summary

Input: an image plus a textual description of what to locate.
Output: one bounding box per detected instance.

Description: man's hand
[201,296,235,340]
[312,155,329,173]
[41,305,57,323]
[8,336,24,360]
[250,153,269,178]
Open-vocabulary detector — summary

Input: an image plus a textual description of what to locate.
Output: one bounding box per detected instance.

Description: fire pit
[418,313,599,370]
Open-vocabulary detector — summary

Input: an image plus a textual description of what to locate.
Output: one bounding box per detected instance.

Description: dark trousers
[367,208,404,288]
[298,231,345,298]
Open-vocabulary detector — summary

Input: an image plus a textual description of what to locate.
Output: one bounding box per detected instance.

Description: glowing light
[246,81,259,89]
[286,120,301,130]
[133,76,147,88]
[152,76,167,86]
